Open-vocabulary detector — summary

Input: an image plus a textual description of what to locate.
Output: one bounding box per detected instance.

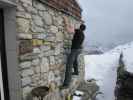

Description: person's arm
[63,16,75,34]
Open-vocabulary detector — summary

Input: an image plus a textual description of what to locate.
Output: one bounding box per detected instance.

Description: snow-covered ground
[84,41,133,100]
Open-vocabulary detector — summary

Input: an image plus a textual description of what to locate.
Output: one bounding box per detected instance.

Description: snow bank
[84,41,133,100]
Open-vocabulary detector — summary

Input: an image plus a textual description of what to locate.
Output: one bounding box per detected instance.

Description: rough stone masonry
[16,0,84,99]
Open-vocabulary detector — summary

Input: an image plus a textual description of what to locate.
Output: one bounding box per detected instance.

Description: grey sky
[77,0,133,49]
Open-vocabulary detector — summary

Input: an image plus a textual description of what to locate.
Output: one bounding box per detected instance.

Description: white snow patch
[75,90,84,95]
[73,96,81,100]
[73,90,84,100]
[123,46,133,73]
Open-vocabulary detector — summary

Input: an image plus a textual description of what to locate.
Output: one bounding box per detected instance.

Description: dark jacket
[71,29,85,49]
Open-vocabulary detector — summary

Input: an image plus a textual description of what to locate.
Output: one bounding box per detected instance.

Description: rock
[17,18,30,33]
[77,81,99,100]
[54,44,61,55]
[31,24,45,32]
[55,77,61,86]
[40,57,49,73]
[18,33,32,39]
[19,53,33,61]
[33,1,46,11]
[48,8,55,16]
[20,61,32,69]
[41,73,48,81]
[54,70,60,77]
[33,47,41,54]
[58,26,64,32]
[32,39,43,47]
[38,80,48,86]
[53,16,63,26]
[23,86,32,99]
[48,71,55,83]
[54,70,61,86]
[21,77,32,86]
[43,50,55,57]
[32,15,43,27]
[69,77,81,93]
[61,89,69,100]
[55,49,60,56]
[50,26,58,34]
[32,58,40,66]
[20,0,32,5]
[49,56,55,66]
[38,52,45,58]
[17,4,25,11]
[25,5,38,14]
[45,36,56,42]
[34,66,41,74]
[44,89,62,100]
[31,74,40,85]
[21,68,34,77]
[32,33,47,39]
[56,32,64,42]
[43,12,52,25]
[40,46,50,52]
[38,11,44,17]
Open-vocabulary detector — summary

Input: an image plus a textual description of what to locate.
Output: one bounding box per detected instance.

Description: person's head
[80,24,86,31]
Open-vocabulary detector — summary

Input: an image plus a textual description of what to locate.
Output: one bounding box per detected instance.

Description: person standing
[63,16,86,87]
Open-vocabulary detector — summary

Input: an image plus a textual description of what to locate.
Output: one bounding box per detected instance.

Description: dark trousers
[63,49,81,86]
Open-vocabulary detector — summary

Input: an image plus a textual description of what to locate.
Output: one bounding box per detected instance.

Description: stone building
[0,0,85,100]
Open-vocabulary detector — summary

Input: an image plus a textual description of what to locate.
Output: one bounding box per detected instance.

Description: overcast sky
[77,0,133,49]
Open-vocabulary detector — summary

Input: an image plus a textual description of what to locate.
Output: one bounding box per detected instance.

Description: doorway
[0,8,10,100]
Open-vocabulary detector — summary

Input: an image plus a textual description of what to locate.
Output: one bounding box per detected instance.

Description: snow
[73,90,84,100]
[74,90,84,95]
[84,42,133,100]
[122,46,133,73]
[73,96,81,100]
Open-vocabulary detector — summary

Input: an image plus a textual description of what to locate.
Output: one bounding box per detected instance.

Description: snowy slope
[84,42,133,100]
[110,42,133,73]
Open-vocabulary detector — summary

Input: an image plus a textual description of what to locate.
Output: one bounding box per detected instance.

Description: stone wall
[16,0,83,99]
